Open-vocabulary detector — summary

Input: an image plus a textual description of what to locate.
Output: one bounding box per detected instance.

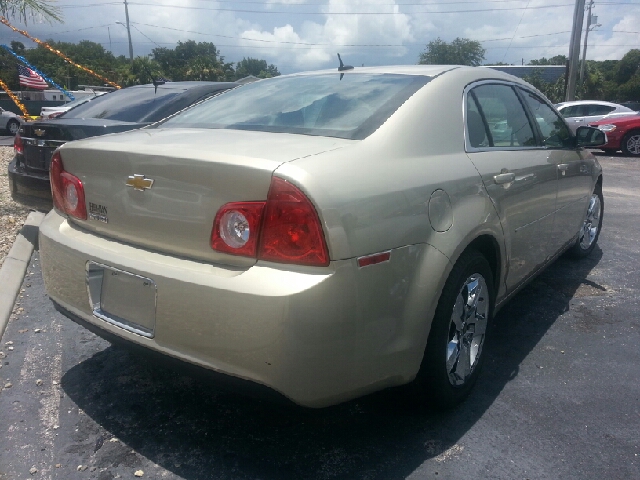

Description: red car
[589,114,640,156]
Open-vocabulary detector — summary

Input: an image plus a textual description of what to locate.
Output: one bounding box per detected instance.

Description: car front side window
[469,84,536,148]
[519,90,573,148]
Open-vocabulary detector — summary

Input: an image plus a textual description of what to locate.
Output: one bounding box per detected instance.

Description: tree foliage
[523,50,640,103]
[0,0,61,23]
[235,57,280,79]
[529,55,567,66]
[418,37,485,66]
[0,39,280,91]
[152,41,234,82]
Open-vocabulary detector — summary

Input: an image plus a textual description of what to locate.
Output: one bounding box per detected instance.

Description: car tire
[414,249,494,409]
[621,130,640,157]
[567,183,603,259]
[6,119,19,136]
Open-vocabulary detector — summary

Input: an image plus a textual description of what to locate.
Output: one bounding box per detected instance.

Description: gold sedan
[39,66,605,408]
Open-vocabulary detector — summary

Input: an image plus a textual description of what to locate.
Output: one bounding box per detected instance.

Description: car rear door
[465,81,558,292]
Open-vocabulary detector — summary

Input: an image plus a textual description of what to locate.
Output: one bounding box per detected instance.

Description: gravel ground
[0,146,30,268]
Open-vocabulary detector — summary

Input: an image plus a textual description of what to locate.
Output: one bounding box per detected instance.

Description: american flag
[17,64,48,89]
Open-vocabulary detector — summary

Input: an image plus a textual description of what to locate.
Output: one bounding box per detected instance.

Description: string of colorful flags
[1,44,76,101]
[0,77,29,116]
[0,16,121,90]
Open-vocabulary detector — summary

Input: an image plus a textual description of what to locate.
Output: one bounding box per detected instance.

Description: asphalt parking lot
[1,153,639,480]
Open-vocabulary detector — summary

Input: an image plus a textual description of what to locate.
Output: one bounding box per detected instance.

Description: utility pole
[124,0,134,62]
[580,1,600,84]
[565,0,586,101]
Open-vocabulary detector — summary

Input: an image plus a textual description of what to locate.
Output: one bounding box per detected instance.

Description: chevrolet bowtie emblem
[34,129,45,137]
[126,174,154,191]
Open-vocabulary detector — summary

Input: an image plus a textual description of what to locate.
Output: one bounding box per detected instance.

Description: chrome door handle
[494,172,515,184]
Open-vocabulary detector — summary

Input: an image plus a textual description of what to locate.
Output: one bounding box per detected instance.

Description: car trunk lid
[19,119,145,173]
[58,128,352,267]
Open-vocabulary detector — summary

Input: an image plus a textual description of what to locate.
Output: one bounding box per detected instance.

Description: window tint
[520,89,573,148]
[466,94,490,147]
[559,105,586,118]
[63,87,182,122]
[470,84,535,147]
[586,104,615,116]
[160,74,430,140]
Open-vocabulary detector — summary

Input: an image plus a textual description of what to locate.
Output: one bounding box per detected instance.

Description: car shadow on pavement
[60,248,604,479]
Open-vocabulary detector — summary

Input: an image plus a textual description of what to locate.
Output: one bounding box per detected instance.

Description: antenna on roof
[337,53,353,72]
[142,64,165,93]
[337,53,353,80]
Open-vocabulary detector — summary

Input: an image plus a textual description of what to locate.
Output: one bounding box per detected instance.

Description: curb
[0,211,45,340]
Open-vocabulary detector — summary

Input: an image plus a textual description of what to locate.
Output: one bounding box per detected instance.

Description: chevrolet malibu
[39,66,605,408]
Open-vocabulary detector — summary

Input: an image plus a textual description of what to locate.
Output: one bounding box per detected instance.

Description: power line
[122,2,579,14]
[501,0,531,62]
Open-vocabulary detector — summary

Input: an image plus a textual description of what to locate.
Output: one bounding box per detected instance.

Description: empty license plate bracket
[86,261,157,337]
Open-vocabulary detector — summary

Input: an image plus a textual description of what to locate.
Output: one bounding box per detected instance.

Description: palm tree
[1,0,62,23]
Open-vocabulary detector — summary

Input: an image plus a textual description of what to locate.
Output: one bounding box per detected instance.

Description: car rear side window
[586,104,615,116]
[468,84,536,148]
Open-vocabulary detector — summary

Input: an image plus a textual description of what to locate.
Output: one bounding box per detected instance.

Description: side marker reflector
[357,251,391,268]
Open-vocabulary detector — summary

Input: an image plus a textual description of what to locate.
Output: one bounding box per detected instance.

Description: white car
[40,92,106,119]
[0,107,21,135]
[555,100,637,133]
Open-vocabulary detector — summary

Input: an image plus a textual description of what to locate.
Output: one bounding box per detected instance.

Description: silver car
[39,66,605,408]
[555,100,637,133]
[0,107,21,135]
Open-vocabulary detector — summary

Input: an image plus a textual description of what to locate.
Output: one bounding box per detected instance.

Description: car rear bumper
[39,211,450,407]
[7,158,53,211]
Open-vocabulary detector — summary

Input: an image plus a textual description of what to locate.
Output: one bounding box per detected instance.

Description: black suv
[9,81,237,210]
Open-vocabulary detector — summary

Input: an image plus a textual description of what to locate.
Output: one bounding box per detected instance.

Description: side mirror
[576,126,606,147]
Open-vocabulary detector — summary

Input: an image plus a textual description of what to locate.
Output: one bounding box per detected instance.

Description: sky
[0,0,639,74]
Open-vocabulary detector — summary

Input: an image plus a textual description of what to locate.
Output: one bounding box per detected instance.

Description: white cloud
[237,0,414,70]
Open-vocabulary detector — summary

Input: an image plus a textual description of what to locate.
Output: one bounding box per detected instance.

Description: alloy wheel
[625,133,640,156]
[579,193,602,251]
[445,273,489,386]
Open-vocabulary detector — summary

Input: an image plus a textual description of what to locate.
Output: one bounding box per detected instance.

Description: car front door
[465,82,558,292]
[519,89,595,252]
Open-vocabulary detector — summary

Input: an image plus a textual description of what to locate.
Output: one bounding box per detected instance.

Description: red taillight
[211,177,329,267]
[258,177,329,266]
[14,133,24,155]
[50,152,87,220]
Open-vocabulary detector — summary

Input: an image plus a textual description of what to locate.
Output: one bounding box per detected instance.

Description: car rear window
[159,73,430,140]
[62,87,182,122]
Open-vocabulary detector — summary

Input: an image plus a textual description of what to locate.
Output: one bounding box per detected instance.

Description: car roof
[272,65,531,88]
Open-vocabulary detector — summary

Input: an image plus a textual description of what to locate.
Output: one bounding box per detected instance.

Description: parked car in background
[39,66,605,409]
[555,100,637,133]
[0,107,21,135]
[620,101,640,111]
[589,114,640,156]
[39,92,107,119]
[9,81,238,210]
